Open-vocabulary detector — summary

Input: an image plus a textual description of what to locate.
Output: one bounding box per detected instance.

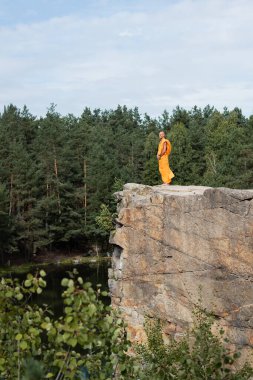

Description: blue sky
[1,0,253,117]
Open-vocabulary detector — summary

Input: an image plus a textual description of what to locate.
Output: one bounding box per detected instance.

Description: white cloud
[0,0,253,117]
[119,30,134,37]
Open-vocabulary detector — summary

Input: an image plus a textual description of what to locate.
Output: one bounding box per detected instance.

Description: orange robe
[157,138,175,184]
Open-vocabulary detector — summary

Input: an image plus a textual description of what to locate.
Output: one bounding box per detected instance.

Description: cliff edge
[109,184,253,360]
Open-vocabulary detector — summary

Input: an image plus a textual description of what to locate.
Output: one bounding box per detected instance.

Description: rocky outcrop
[109,184,253,361]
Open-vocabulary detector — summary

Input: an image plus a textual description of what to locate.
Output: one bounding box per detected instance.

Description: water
[0,258,111,316]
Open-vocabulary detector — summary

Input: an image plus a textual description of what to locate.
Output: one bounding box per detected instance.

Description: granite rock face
[109,184,253,361]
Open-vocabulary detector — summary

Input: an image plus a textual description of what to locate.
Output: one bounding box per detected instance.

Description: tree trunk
[53,146,61,215]
[9,173,13,215]
[83,159,87,226]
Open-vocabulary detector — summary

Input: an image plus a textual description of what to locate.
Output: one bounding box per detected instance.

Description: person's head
[159,131,165,140]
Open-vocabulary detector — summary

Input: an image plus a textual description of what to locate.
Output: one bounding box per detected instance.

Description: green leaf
[68,279,74,288]
[40,270,46,277]
[46,373,54,378]
[63,332,70,341]
[41,322,51,331]
[20,341,28,350]
[15,334,22,341]
[24,279,32,287]
[69,338,77,347]
[88,304,97,316]
[64,306,72,314]
[37,287,42,294]
[61,278,69,287]
[39,278,46,287]
[15,293,23,301]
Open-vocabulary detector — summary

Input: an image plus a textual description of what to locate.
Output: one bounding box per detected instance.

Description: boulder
[109,184,253,361]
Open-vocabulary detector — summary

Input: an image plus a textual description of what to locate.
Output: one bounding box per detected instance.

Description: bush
[0,273,252,380]
[136,307,253,380]
[0,270,137,380]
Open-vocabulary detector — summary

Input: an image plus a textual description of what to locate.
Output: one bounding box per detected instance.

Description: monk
[157,131,174,185]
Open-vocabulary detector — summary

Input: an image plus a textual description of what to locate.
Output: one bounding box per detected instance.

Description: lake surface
[0,258,111,316]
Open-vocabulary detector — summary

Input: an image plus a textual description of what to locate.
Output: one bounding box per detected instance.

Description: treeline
[0,104,252,262]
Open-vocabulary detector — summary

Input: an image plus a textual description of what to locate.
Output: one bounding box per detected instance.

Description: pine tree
[0,185,16,263]
[143,131,160,185]
[168,122,193,185]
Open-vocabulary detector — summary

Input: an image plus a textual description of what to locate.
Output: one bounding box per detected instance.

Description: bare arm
[161,142,167,155]
[157,142,167,159]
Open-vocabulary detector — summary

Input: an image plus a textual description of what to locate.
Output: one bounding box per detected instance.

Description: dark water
[1,259,110,317]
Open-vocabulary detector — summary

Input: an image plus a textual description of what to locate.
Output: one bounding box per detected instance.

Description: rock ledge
[109,184,253,361]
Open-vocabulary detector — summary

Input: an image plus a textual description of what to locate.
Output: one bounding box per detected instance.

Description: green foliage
[143,131,160,185]
[0,184,16,261]
[0,274,252,379]
[136,308,253,380]
[0,271,137,380]
[0,271,47,378]
[203,110,252,188]
[95,204,115,235]
[95,178,124,236]
[22,358,45,380]
[168,122,193,185]
[0,104,252,260]
[111,178,124,194]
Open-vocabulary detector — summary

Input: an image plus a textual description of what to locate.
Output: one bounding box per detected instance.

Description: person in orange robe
[157,131,175,185]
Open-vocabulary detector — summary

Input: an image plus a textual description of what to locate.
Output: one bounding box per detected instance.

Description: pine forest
[0,104,252,263]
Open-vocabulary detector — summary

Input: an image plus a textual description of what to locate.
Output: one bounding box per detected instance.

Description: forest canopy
[0,104,252,261]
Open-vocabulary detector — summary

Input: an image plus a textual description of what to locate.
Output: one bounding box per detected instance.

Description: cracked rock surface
[109,184,253,361]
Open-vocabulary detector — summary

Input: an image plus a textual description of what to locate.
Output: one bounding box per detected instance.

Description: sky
[0,0,253,118]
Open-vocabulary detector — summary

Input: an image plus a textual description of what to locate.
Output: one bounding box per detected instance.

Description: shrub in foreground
[0,272,252,380]
[136,307,253,380]
[0,270,136,379]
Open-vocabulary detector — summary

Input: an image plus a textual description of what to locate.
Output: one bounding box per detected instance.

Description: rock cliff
[109,184,253,361]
